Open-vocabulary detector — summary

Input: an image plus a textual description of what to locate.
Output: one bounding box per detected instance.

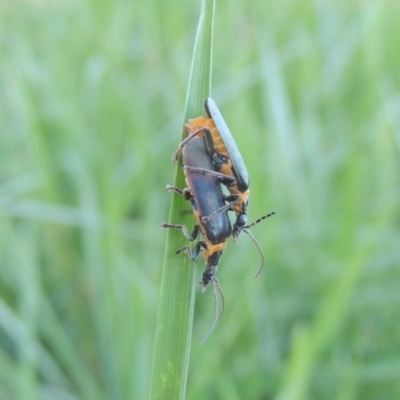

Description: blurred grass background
[1,0,399,399]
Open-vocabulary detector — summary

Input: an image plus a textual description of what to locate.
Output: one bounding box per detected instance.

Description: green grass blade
[149,0,215,399]
[275,249,370,400]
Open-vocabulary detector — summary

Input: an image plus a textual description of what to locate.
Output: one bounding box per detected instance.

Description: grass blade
[149,0,215,399]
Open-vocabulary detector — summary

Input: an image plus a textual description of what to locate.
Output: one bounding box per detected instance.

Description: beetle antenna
[243,211,276,230]
[201,277,225,344]
[242,228,265,278]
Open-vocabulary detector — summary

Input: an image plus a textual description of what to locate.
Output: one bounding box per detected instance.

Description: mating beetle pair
[161,135,231,339]
[162,98,275,341]
[173,98,250,241]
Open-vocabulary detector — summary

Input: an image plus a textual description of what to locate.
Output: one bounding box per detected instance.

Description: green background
[1,0,399,399]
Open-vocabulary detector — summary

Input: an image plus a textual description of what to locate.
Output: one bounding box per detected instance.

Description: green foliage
[1,1,399,399]
[149,0,214,398]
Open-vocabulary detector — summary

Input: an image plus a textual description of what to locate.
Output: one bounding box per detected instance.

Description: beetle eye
[237,213,247,228]
[214,153,228,167]
[233,213,247,238]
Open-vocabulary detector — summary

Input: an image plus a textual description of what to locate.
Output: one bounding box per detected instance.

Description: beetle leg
[201,196,241,224]
[175,240,207,260]
[202,128,231,171]
[202,127,216,155]
[183,166,235,182]
[224,194,240,203]
[166,184,193,201]
[160,223,199,241]
[165,184,183,196]
[172,126,210,163]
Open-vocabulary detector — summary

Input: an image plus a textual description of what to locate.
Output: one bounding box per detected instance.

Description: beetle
[162,134,232,341]
[172,98,275,276]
